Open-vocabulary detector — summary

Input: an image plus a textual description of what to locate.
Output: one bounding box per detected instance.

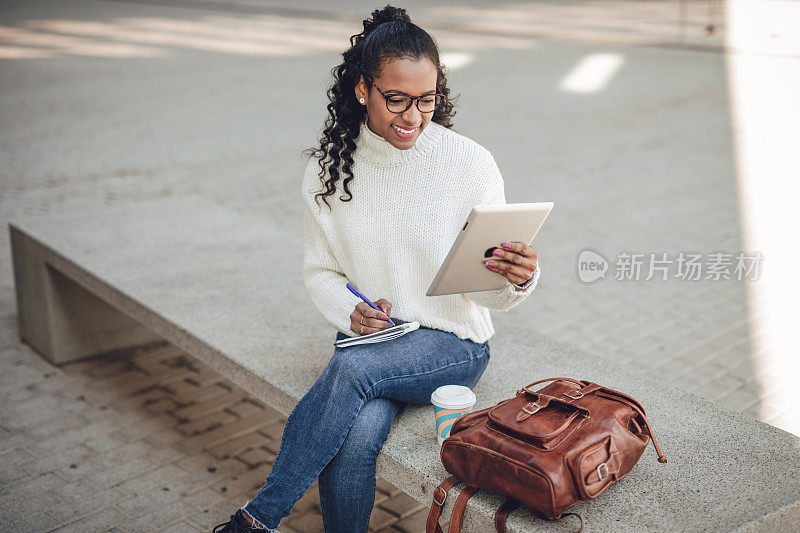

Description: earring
[359,98,365,104]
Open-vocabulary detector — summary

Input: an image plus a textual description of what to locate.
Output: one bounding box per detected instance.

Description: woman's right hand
[350,299,393,335]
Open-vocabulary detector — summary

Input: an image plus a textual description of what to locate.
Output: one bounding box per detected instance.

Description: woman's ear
[354,76,367,104]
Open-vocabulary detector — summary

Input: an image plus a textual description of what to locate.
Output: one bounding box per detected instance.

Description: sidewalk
[0,313,433,532]
[119,0,729,51]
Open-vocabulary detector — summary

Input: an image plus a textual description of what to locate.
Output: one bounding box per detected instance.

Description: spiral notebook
[334,319,420,347]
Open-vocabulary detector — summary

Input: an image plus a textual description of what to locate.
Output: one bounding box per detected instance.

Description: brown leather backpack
[426,377,667,533]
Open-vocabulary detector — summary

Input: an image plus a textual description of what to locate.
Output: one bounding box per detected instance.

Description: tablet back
[426,202,553,296]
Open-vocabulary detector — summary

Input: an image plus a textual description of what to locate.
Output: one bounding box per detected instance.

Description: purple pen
[346,283,396,326]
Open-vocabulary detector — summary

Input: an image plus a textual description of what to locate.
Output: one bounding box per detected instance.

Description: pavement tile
[85,457,157,489]
[225,399,267,419]
[142,397,179,415]
[171,387,243,421]
[89,440,156,470]
[119,500,197,533]
[144,444,186,465]
[727,359,760,383]
[176,410,237,437]
[1,386,40,406]
[8,413,89,443]
[294,481,320,513]
[48,487,127,525]
[203,462,251,493]
[142,428,189,448]
[0,448,35,469]
[391,508,430,533]
[376,477,403,497]
[283,505,325,533]
[83,432,126,454]
[176,414,277,454]
[115,484,182,518]
[367,505,398,532]
[159,521,203,533]
[22,444,95,477]
[181,487,227,510]
[380,492,424,519]
[49,479,98,501]
[0,489,61,525]
[159,469,221,496]
[0,395,62,423]
[652,357,691,382]
[115,464,187,496]
[29,419,122,455]
[53,507,126,533]
[186,500,237,531]
[0,472,63,504]
[0,512,60,533]
[205,430,271,460]
[211,467,266,500]
[238,447,275,467]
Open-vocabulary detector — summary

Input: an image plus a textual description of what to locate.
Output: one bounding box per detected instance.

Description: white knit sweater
[302,119,540,344]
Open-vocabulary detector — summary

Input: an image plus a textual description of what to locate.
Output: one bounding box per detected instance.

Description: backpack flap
[450,398,514,437]
[487,393,589,450]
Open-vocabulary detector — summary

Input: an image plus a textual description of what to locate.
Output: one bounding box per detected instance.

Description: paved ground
[0,322,435,532]
[1,0,796,531]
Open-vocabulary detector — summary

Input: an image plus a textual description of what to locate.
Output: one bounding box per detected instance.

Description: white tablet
[426,202,554,296]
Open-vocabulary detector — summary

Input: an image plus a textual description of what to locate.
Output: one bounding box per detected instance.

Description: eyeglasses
[371,81,444,114]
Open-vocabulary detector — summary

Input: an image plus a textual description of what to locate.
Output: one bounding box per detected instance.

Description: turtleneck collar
[355,118,443,167]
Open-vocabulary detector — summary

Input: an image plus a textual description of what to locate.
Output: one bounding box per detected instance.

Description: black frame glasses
[370,81,444,114]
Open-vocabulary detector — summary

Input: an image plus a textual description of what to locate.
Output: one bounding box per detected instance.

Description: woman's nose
[401,105,422,124]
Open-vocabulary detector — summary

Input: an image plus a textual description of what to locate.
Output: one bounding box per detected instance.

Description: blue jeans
[243,326,490,532]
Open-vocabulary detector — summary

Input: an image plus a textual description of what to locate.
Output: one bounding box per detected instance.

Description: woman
[214,5,540,532]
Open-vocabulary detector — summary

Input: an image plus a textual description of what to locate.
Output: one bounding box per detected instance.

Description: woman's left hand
[483,242,538,285]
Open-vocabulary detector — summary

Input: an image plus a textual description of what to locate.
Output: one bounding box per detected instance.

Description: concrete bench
[9,195,800,532]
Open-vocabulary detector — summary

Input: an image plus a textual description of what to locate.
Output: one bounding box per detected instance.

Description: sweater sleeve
[465,149,540,311]
[302,163,361,337]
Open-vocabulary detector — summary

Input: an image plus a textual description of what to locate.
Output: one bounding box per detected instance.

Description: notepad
[334,320,421,348]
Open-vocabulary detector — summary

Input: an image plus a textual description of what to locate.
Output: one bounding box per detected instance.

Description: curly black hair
[303,5,458,212]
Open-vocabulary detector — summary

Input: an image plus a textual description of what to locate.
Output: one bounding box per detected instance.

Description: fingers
[486,260,531,284]
[484,242,538,284]
[349,315,387,335]
[351,301,393,335]
[374,298,392,317]
[489,242,538,265]
[357,301,391,321]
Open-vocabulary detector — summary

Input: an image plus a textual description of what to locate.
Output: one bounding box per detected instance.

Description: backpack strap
[563,512,585,532]
[447,485,480,532]
[426,475,460,533]
[427,476,585,533]
[425,477,481,533]
[494,499,520,532]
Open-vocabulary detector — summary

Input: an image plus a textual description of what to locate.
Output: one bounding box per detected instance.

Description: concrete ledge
[9,195,800,532]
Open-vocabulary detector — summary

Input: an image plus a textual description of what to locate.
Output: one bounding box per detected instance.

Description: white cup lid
[431,385,476,408]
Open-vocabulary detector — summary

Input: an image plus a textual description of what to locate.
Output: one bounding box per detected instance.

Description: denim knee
[325,347,373,392]
[339,400,396,458]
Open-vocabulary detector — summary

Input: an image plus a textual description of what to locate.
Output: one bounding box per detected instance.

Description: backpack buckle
[596,462,609,481]
[522,403,540,415]
[433,486,447,507]
[564,390,584,400]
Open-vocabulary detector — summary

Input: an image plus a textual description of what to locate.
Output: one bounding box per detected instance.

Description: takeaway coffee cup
[431,385,477,446]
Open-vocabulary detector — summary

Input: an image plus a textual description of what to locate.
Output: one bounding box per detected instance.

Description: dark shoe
[212,508,266,532]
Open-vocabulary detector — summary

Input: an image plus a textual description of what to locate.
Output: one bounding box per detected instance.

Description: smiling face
[355,56,439,150]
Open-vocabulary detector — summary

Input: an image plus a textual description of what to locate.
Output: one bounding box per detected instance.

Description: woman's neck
[356,118,442,167]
